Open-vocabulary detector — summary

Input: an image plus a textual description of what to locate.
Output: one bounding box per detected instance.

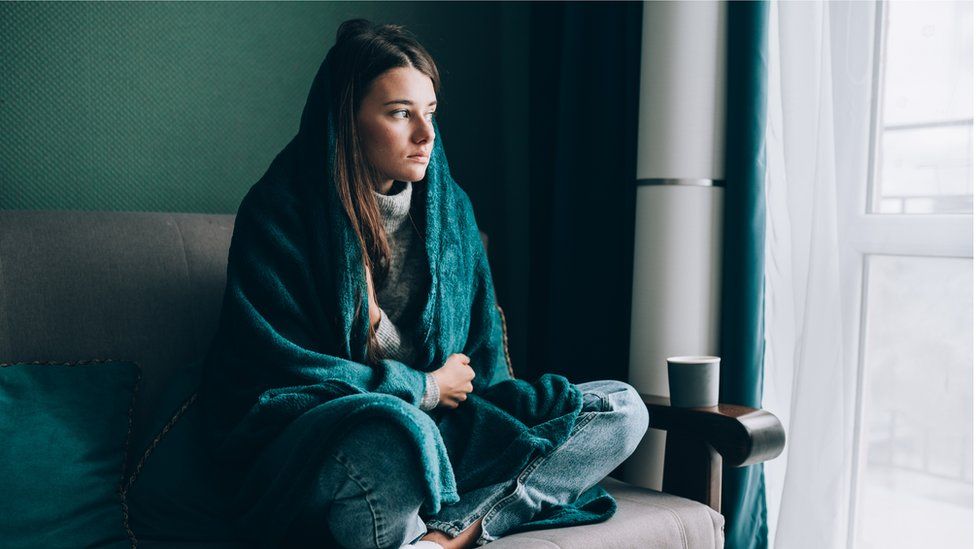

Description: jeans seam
[425,478,516,537]
[517,411,597,484]
[331,447,388,548]
[425,519,463,538]
[477,410,601,543]
[427,411,601,538]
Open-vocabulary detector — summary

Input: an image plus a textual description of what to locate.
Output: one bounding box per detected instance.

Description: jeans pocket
[604,387,634,412]
[581,392,604,413]
[577,380,638,413]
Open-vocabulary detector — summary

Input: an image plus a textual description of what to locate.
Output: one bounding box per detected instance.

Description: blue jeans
[319,380,649,548]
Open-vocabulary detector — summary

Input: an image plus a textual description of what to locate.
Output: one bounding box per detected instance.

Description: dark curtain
[526,1,643,384]
[720,2,770,548]
[526,2,771,547]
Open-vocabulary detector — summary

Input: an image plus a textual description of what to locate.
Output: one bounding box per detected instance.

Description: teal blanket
[200,47,614,544]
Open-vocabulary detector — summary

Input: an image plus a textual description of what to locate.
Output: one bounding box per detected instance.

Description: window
[870,1,973,215]
[856,255,972,548]
[843,2,973,548]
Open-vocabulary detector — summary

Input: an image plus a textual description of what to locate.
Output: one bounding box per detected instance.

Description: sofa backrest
[0,210,235,440]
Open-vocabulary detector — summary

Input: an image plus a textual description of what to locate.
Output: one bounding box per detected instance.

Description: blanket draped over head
[199,44,615,544]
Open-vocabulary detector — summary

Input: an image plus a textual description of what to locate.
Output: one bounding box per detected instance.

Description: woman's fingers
[440,392,469,410]
[436,354,477,410]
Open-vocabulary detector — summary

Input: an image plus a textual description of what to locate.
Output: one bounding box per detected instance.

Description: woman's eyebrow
[383,99,438,107]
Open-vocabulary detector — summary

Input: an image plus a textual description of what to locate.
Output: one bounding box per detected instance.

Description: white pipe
[619,0,727,492]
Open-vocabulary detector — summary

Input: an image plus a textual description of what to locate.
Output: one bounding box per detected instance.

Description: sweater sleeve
[376,308,439,410]
[420,372,440,411]
[375,308,417,364]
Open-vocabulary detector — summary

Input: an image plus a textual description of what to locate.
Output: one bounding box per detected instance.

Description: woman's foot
[421,517,484,549]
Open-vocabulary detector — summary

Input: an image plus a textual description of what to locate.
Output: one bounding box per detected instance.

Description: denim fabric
[315,418,430,549]
[424,380,649,545]
[317,380,648,549]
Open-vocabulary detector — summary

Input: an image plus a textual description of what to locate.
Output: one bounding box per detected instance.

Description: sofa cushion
[133,477,724,549]
[0,359,140,548]
[0,211,235,474]
[124,359,239,544]
[486,476,724,548]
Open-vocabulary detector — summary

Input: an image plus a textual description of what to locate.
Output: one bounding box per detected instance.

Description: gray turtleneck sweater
[372,180,438,410]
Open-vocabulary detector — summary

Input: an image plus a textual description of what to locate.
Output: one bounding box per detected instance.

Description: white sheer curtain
[762,1,862,547]
[764,1,973,546]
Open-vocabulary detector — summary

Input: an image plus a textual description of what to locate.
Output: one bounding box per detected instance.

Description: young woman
[200,19,649,549]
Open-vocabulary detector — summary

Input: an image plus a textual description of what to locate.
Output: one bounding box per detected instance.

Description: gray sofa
[0,210,783,548]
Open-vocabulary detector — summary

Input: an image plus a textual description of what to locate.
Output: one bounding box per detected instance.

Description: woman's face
[356,66,437,192]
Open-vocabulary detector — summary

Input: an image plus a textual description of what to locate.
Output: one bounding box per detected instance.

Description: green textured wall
[0,1,532,370]
[0,1,525,215]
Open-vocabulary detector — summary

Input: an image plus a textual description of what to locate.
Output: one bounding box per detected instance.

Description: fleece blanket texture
[199,45,614,544]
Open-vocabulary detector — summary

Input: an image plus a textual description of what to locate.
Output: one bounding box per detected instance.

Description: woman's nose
[413,119,435,143]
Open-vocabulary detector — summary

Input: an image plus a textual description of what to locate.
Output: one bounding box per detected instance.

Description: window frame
[866,0,974,217]
[838,2,974,548]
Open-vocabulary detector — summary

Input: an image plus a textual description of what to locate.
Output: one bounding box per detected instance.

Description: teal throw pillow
[0,359,140,549]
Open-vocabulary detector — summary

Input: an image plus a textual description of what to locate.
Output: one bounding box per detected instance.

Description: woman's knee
[581,380,649,455]
[614,384,649,454]
[325,419,428,548]
[331,418,426,487]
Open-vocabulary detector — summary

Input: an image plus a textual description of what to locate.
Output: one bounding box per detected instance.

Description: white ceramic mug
[666,356,721,408]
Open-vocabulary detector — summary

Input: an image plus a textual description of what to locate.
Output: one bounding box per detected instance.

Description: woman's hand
[432,353,475,409]
[364,262,382,329]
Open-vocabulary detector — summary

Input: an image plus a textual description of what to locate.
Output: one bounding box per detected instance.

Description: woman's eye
[391,110,436,120]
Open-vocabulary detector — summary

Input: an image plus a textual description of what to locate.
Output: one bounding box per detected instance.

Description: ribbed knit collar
[373,180,413,233]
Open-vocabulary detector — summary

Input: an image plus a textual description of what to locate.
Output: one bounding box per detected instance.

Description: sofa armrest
[641,393,785,467]
[639,392,785,515]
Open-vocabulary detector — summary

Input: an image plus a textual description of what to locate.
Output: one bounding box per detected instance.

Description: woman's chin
[401,168,428,182]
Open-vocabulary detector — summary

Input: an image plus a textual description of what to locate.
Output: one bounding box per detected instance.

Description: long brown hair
[328,19,441,363]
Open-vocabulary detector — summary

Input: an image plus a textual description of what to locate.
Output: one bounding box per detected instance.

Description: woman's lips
[407,155,429,163]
